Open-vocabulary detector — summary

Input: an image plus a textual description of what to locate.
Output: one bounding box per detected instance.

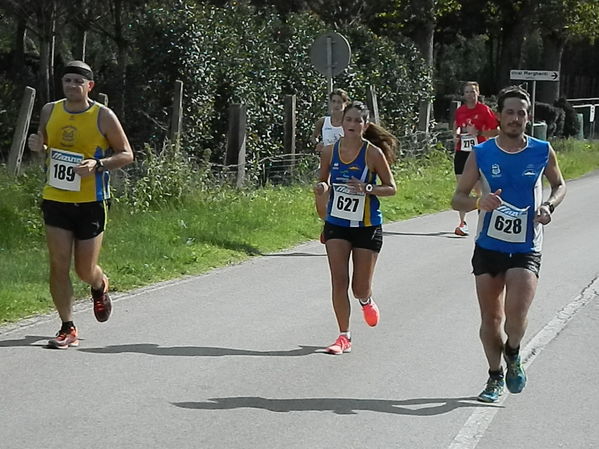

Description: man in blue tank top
[452,86,566,403]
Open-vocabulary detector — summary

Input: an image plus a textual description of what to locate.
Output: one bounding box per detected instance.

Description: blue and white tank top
[474,136,550,253]
[325,140,382,228]
[321,116,344,146]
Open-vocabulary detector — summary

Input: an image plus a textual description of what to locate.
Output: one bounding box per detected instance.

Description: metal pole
[530,80,537,126]
[326,36,333,114]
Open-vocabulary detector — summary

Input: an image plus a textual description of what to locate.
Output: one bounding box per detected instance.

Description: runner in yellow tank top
[28,60,134,349]
[43,98,111,203]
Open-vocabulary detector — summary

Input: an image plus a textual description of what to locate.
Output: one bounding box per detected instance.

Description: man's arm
[98,107,134,170]
[452,152,481,212]
[536,146,566,224]
[27,103,53,153]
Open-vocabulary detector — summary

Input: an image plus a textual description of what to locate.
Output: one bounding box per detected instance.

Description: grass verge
[1,140,597,324]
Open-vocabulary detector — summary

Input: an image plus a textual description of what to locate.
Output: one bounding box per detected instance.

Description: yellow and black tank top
[43,99,111,203]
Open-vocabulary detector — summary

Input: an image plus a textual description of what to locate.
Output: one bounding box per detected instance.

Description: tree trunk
[411,0,434,132]
[74,28,87,61]
[11,16,27,82]
[113,0,127,118]
[497,19,527,90]
[538,33,565,103]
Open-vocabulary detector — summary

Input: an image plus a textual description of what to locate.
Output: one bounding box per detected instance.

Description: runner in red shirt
[453,81,499,236]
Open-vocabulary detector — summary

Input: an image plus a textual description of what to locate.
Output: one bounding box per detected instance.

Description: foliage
[0,165,45,250]
[538,0,599,42]
[129,1,429,166]
[119,141,198,213]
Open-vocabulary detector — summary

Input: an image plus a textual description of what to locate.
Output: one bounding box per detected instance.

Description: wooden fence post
[8,86,36,177]
[366,85,380,125]
[226,104,247,188]
[449,100,461,129]
[170,80,183,149]
[283,94,296,177]
[97,93,108,106]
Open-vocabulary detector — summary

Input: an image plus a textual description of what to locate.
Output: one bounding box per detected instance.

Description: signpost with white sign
[510,69,560,127]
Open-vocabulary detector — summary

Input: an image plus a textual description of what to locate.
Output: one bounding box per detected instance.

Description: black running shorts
[471,244,541,278]
[454,150,472,175]
[41,199,107,240]
[323,222,383,253]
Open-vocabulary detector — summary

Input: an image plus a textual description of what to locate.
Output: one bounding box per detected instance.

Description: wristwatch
[95,158,105,173]
[542,201,554,213]
[365,184,373,193]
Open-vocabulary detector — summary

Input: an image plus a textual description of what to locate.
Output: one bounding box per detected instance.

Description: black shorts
[454,151,472,175]
[41,199,107,240]
[323,222,383,253]
[472,245,542,278]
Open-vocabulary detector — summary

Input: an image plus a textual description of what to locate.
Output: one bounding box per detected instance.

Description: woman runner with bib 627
[313,101,397,355]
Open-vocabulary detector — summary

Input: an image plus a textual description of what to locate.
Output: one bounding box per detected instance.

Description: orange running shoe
[325,335,352,355]
[92,274,112,322]
[47,326,79,349]
[361,299,380,327]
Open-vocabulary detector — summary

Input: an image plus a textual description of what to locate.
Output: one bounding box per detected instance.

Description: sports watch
[542,201,554,214]
[95,158,105,173]
[365,184,373,193]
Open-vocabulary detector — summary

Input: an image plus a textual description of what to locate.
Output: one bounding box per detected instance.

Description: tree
[373,0,460,130]
[537,0,599,102]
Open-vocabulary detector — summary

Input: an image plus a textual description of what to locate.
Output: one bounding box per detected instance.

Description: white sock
[358,297,371,306]
[340,331,351,340]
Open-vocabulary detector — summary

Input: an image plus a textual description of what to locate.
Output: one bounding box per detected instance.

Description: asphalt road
[1,172,597,449]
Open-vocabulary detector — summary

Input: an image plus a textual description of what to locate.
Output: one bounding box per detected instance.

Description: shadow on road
[0,335,50,347]
[172,396,498,416]
[383,231,461,239]
[261,252,326,257]
[78,344,321,357]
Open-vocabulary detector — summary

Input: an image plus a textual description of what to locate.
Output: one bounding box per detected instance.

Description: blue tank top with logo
[474,136,550,253]
[325,140,382,228]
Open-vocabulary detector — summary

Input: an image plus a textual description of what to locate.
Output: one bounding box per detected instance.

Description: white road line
[447,275,599,449]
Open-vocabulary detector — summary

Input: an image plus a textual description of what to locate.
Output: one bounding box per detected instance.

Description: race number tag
[48,148,83,191]
[460,134,477,152]
[487,200,528,243]
[331,183,366,221]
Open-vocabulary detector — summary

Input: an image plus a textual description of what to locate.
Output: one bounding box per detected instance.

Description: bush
[128,1,431,170]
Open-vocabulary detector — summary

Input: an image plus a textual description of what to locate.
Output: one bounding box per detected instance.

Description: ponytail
[364,123,397,165]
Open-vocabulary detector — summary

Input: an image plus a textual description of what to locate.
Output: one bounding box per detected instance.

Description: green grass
[1,139,598,324]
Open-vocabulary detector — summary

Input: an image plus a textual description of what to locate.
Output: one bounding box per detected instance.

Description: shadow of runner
[261,252,326,257]
[0,335,52,347]
[172,396,499,416]
[383,231,461,239]
[78,344,321,357]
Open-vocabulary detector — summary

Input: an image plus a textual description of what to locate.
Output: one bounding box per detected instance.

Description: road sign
[310,32,351,77]
[510,70,560,81]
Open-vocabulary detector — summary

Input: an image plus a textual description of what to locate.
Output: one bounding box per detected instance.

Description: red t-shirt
[454,102,498,152]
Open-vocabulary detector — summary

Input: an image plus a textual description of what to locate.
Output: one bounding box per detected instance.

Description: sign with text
[510,70,559,81]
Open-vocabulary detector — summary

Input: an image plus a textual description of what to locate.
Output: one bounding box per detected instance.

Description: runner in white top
[312,89,350,221]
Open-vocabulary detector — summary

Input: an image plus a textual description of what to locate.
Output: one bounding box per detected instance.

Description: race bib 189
[330,183,366,221]
[487,200,529,243]
[48,148,83,191]
[460,134,477,152]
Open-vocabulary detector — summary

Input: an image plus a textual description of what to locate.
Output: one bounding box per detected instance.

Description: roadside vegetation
[1,139,598,324]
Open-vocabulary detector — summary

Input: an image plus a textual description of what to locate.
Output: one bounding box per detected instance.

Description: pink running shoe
[361,299,380,327]
[325,335,352,355]
[47,326,79,349]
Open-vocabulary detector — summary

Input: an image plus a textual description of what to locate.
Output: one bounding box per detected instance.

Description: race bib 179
[460,134,477,152]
